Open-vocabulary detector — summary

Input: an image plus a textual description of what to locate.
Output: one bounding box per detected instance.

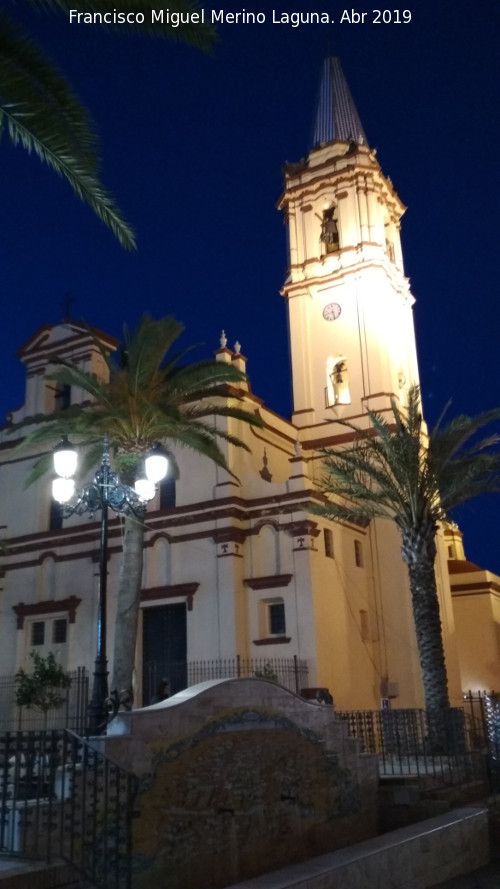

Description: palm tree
[316,386,500,725]
[19,314,262,699]
[1,1,214,248]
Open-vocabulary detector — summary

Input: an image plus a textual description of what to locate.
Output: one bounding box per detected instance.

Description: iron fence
[0,659,308,728]
[143,655,309,705]
[337,707,489,793]
[462,691,492,747]
[462,690,500,791]
[0,729,136,889]
[0,668,89,734]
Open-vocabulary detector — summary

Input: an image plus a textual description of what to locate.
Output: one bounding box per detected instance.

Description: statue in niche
[320,207,339,253]
[332,360,350,404]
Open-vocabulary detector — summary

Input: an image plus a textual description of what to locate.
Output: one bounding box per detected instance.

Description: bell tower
[279,57,419,439]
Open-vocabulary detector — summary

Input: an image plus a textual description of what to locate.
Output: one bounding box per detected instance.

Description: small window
[160,476,176,510]
[447,545,453,558]
[354,540,363,568]
[324,529,334,559]
[49,498,63,531]
[53,619,67,645]
[54,384,71,411]
[269,602,286,636]
[31,621,45,646]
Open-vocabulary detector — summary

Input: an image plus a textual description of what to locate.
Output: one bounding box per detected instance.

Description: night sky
[2,2,500,571]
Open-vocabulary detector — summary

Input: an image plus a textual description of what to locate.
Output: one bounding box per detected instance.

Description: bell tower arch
[279,57,419,440]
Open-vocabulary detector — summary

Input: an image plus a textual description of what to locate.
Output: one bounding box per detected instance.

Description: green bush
[253,664,279,683]
[15,651,72,716]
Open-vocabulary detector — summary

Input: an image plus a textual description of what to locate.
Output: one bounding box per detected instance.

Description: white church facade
[0,58,498,712]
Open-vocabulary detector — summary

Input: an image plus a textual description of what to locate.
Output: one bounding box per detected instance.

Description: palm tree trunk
[111,512,145,700]
[402,528,450,747]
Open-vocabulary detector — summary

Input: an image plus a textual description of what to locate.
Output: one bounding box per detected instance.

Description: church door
[142,603,187,705]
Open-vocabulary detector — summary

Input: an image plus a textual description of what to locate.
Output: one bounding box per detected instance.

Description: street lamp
[52,434,168,734]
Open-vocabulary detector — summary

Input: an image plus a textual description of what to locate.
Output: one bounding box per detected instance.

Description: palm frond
[158,422,236,476]
[48,363,111,401]
[320,424,420,522]
[14,403,92,436]
[0,15,135,249]
[159,364,248,405]
[23,451,54,487]
[0,14,97,163]
[124,315,185,392]
[183,403,261,425]
[317,384,500,535]
[430,409,500,466]
[15,314,262,484]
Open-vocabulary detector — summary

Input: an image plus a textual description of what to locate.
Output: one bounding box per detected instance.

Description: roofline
[16,319,119,360]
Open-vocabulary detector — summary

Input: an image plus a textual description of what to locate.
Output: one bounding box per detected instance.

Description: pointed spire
[311,57,367,149]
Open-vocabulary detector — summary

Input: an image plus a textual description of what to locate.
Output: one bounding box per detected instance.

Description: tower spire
[311,57,367,148]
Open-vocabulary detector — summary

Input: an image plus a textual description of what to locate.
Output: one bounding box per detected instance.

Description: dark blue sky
[2,1,500,571]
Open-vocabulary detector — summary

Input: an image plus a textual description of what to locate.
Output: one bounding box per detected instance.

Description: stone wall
[225,806,490,889]
[104,678,379,889]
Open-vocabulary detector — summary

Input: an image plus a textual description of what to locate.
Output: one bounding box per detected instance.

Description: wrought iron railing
[337,707,489,793]
[0,729,136,889]
[0,668,89,734]
[143,655,309,704]
[462,690,500,791]
[0,659,308,727]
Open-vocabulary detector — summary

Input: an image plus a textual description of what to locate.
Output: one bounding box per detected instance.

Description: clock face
[322,302,342,321]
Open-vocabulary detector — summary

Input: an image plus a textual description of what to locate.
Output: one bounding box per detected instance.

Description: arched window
[256,523,281,576]
[325,356,351,406]
[159,476,176,510]
[320,206,340,253]
[150,536,172,587]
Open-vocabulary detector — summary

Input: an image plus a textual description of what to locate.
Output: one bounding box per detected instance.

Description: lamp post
[52,434,168,735]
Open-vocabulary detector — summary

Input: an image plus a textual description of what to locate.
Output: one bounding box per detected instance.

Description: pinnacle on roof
[311,57,367,148]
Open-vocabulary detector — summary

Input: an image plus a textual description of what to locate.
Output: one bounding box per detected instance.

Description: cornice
[450,581,500,596]
[140,583,199,611]
[2,482,373,570]
[280,165,404,217]
[281,254,409,297]
[243,574,293,590]
[13,595,82,629]
[2,491,326,570]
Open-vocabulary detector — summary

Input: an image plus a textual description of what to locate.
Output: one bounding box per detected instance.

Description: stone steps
[0,860,94,889]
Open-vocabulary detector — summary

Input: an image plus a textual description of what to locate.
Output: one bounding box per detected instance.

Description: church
[0,58,498,714]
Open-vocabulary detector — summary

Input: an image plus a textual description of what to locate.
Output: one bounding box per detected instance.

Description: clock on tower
[278,57,419,440]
